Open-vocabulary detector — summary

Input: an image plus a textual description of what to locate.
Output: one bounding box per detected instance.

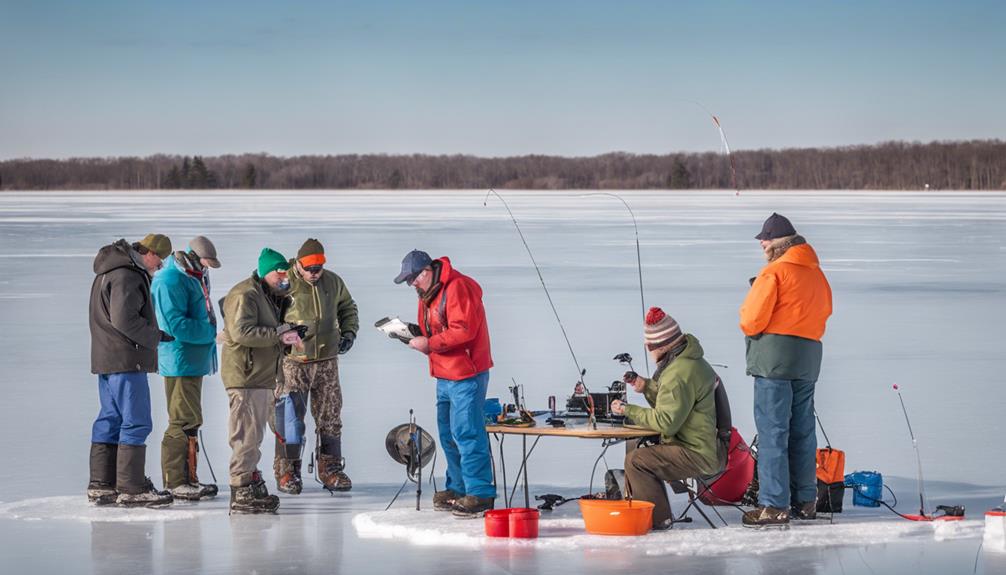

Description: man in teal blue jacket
[151,236,221,501]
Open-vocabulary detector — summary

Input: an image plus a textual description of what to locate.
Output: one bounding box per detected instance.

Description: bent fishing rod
[483,189,596,424]
[576,192,650,377]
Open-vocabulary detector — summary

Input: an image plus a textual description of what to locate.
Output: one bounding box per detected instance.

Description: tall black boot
[115,444,173,508]
[318,434,351,492]
[87,443,118,504]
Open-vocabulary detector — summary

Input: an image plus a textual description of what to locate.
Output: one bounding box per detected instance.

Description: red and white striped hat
[644,307,685,351]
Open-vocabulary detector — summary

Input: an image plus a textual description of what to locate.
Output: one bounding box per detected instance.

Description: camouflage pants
[276,357,342,445]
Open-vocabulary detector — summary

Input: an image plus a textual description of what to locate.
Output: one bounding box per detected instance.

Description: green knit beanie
[257,248,289,278]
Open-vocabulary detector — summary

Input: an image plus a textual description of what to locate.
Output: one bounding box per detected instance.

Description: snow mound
[0,496,222,523]
[353,510,983,556]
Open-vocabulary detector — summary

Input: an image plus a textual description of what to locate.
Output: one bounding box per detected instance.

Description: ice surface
[0,190,1003,573]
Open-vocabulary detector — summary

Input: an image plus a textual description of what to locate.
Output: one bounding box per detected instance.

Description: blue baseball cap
[394,249,433,284]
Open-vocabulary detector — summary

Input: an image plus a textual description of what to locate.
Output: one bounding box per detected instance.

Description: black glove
[159,330,175,342]
[622,370,638,384]
[338,332,356,354]
[407,323,422,337]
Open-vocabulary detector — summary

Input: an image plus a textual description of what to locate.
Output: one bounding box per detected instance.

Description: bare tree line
[1,140,1003,191]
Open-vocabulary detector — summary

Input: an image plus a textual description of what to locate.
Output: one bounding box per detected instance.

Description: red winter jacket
[416,257,493,380]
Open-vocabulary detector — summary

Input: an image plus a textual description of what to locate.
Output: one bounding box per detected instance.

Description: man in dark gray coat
[88,234,176,507]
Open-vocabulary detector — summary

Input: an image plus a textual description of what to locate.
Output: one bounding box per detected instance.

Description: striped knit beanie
[644,307,685,351]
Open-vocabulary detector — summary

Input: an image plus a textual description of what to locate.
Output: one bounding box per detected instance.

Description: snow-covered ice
[0,190,1003,573]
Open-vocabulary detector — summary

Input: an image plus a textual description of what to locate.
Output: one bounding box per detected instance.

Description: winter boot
[742,506,790,529]
[115,444,173,507]
[451,495,495,518]
[87,442,118,505]
[318,455,352,492]
[317,435,351,492]
[170,436,218,501]
[433,490,461,512]
[790,500,817,521]
[230,472,280,514]
[274,439,303,495]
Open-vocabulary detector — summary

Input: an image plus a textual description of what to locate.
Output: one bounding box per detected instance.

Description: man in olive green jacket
[611,307,724,530]
[273,239,359,494]
[219,248,302,514]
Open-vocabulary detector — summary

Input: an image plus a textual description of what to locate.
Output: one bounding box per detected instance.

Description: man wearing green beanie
[219,247,301,513]
[273,238,359,494]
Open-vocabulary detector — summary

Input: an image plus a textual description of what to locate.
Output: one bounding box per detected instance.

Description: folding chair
[670,426,756,528]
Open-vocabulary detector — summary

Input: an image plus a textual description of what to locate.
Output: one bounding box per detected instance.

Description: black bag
[816,479,845,513]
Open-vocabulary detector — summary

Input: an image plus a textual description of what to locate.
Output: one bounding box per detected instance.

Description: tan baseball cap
[189,235,221,268]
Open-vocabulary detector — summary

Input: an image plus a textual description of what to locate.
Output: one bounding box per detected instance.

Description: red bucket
[484,508,540,538]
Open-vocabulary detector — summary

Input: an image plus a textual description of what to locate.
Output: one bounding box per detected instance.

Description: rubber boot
[87,443,118,504]
[115,444,173,508]
[274,439,303,495]
[170,435,218,500]
[318,434,351,492]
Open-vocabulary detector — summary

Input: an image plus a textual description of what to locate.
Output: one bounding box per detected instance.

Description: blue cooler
[484,398,502,424]
[845,471,883,507]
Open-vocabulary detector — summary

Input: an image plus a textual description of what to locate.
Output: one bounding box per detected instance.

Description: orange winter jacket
[739,243,832,341]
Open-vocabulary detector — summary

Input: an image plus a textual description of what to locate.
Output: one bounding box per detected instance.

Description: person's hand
[611,399,626,416]
[408,336,430,354]
[159,330,175,342]
[624,371,645,393]
[280,330,303,349]
[338,332,355,354]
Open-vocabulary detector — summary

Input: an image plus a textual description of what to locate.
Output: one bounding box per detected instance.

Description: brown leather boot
[318,455,352,492]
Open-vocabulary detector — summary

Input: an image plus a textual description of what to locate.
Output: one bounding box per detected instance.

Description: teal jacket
[151,255,217,377]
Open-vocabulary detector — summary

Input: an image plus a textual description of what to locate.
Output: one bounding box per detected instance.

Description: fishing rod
[576,192,650,377]
[484,189,586,384]
[672,99,740,196]
[893,383,928,517]
[483,189,595,427]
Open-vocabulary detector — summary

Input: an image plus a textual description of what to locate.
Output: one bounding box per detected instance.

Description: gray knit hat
[644,307,685,351]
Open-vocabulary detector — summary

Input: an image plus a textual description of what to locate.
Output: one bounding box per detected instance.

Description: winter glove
[159,330,175,342]
[622,370,638,384]
[338,332,355,354]
[407,323,422,337]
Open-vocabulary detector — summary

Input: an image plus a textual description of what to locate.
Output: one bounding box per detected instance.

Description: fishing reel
[935,504,965,518]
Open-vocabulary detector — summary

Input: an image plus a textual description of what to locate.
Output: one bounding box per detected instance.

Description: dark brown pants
[624,443,717,528]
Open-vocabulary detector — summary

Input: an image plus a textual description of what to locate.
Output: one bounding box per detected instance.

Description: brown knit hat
[644,307,685,351]
[297,238,326,267]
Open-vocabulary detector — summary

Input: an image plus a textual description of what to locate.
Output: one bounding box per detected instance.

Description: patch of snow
[0,496,221,523]
[353,509,983,556]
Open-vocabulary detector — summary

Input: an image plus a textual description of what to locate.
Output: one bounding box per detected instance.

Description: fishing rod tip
[893,384,899,390]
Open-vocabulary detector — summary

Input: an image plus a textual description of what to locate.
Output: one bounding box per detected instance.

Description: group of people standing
[86,235,496,517]
[85,211,831,528]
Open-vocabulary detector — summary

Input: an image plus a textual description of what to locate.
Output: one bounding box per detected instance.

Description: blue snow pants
[436,371,495,499]
[753,376,817,509]
[91,372,153,446]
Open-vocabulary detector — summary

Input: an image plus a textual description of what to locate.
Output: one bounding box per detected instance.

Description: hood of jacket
[772,242,820,270]
[94,239,145,276]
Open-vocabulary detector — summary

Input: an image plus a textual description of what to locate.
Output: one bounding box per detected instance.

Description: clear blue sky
[1,0,1002,159]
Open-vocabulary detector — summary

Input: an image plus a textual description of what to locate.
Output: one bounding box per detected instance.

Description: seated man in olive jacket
[611,307,725,530]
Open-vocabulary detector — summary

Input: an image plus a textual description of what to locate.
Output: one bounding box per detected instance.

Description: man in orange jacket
[739,213,832,528]
[395,250,495,518]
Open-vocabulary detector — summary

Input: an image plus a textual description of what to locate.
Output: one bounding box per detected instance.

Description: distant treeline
[1,140,1003,191]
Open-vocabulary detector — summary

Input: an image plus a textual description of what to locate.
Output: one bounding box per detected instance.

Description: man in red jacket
[395,249,495,518]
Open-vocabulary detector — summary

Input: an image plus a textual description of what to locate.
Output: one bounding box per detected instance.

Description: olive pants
[161,376,204,489]
[624,442,721,528]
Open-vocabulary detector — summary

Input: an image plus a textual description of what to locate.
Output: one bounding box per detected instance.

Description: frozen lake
[0,189,1003,573]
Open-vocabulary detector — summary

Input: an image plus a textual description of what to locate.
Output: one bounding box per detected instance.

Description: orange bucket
[578,499,655,536]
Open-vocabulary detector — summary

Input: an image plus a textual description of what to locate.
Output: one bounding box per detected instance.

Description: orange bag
[816,447,846,484]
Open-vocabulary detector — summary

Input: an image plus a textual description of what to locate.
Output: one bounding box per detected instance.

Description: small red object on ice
[893,384,899,390]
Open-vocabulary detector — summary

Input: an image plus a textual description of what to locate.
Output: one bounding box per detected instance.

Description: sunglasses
[304,265,324,274]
